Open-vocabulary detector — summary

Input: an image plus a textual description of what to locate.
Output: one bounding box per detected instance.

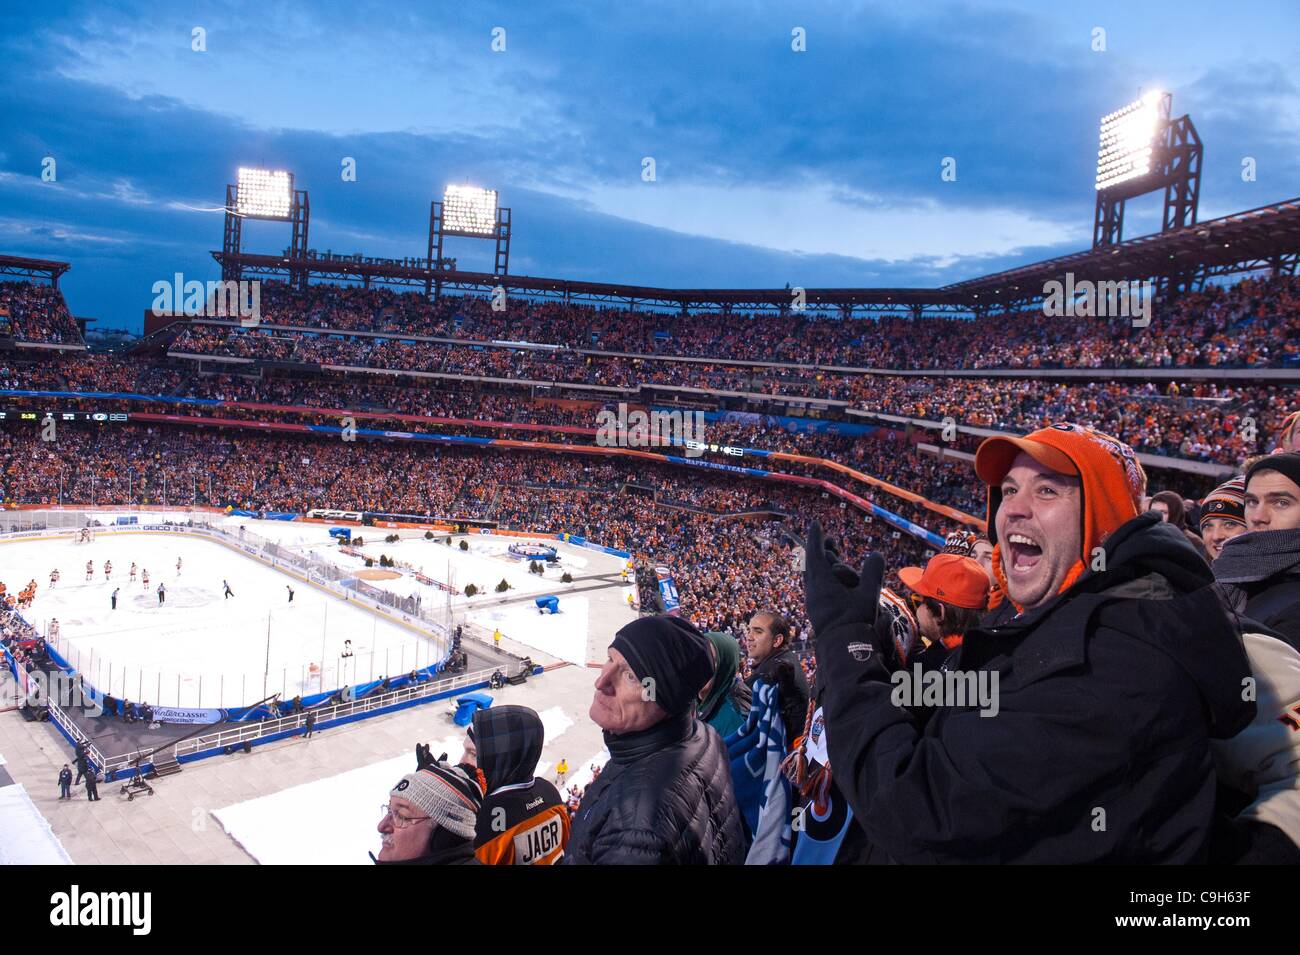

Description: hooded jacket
[471,705,569,865]
[700,631,750,739]
[565,710,745,865]
[818,514,1255,863]
[1213,527,1300,653]
[1209,622,1300,863]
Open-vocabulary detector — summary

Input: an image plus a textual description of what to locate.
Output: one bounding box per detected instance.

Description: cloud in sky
[1,0,1297,329]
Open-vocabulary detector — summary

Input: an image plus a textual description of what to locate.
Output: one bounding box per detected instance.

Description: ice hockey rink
[220,517,637,666]
[0,514,636,708]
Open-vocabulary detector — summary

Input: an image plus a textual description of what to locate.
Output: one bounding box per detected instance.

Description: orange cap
[898,554,990,611]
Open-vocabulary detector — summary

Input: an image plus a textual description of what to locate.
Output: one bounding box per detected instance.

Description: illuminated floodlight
[236,168,294,219]
[1095,93,1168,192]
[442,184,498,237]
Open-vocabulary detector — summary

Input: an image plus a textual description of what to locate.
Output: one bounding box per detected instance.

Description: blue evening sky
[1,0,1297,330]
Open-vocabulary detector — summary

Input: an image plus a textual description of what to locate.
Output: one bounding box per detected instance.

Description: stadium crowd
[374,427,1300,865]
[243,273,1300,369]
[4,272,1300,866]
[0,281,81,345]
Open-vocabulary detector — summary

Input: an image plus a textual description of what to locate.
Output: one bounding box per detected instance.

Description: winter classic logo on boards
[49,886,151,936]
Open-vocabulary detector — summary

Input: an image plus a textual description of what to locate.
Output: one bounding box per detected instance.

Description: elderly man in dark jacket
[809,423,1255,863]
[567,615,745,864]
[1214,453,1300,652]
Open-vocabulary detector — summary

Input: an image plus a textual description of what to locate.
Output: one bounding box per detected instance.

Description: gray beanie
[389,760,482,840]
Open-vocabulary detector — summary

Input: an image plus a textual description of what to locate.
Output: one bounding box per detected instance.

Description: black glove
[803,522,884,638]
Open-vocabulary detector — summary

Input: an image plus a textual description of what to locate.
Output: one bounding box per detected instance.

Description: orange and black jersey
[474,778,570,865]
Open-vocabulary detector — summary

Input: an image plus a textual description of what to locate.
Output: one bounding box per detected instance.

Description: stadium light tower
[222,167,311,289]
[426,184,511,298]
[1092,90,1201,248]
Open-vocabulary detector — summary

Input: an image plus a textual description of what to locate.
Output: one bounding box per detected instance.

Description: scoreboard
[0,410,130,424]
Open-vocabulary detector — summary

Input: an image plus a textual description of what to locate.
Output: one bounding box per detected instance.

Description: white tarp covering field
[0,782,73,865]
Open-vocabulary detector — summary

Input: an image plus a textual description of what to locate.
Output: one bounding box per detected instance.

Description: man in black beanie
[1214,452,1300,651]
[566,614,745,864]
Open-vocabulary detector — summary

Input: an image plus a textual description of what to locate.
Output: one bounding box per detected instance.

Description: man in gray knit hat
[372,758,483,865]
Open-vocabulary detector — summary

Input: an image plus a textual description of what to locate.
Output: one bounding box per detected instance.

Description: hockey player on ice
[104,560,112,581]
[49,569,59,588]
[176,557,182,577]
[85,560,93,582]
[223,580,234,599]
[129,562,137,582]
[141,569,150,589]
[286,585,294,604]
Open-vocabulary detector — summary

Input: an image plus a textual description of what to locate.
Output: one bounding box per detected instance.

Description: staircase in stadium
[149,750,182,779]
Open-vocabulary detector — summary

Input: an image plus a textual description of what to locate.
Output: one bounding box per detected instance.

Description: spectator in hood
[698,631,751,739]
[372,759,482,865]
[1200,477,1248,562]
[566,614,744,864]
[808,423,1254,863]
[1213,453,1300,652]
[468,705,570,865]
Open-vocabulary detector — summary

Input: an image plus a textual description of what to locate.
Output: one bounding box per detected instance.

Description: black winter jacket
[747,648,811,742]
[565,711,745,865]
[1218,561,1300,654]
[819,515,1255,863]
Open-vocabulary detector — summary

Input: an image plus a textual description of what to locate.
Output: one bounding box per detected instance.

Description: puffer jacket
[565,711,745,865]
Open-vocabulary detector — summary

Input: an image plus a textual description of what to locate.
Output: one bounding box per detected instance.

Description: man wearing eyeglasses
[372,759,483,865]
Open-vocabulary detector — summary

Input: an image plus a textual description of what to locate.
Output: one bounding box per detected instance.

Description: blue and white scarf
[724,679,793,865]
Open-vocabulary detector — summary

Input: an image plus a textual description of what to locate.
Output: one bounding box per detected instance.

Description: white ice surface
[0,532,442,708]
[223,520,607,663]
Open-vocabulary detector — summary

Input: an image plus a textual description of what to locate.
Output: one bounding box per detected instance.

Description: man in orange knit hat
[805,422,1255,863]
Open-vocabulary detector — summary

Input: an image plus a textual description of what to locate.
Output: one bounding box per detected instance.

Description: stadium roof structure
[212,196,1300,316]
[0,254,71,286]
